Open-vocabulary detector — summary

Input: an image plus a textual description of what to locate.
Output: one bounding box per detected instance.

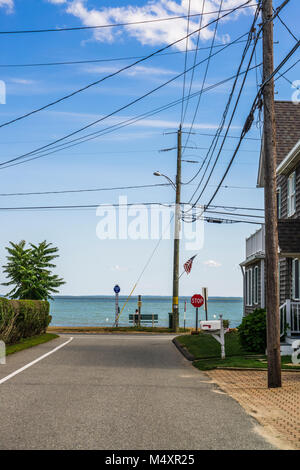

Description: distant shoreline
[52,295,243,301]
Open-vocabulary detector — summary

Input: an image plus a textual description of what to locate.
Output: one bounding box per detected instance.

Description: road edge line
[0,336,73,385]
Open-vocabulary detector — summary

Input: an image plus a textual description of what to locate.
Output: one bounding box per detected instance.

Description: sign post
[202,287,208,321]
[138,295,142,328]
[114,285,120,327]
[191,294,204,333]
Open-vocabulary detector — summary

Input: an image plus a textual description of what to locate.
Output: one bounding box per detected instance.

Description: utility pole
[262,0,282,388]
[172,125,182,332]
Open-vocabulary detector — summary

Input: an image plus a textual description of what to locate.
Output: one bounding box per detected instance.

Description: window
[246,268,253,306]
[292,259,300,300]
[254,266,259,304]
[277,187,282,219]
[287,172,296,217]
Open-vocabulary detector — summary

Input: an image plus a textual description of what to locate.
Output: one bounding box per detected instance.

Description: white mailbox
[200,320,221,331]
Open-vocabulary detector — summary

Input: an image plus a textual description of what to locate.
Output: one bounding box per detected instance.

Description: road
[0,334,274,450]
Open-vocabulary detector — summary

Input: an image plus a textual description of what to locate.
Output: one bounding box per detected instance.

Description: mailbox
[200,320,221,331]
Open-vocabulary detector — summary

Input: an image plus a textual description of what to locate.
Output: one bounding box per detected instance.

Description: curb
[172,337,195,361]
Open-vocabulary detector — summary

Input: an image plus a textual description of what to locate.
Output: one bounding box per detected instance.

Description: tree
[2,240,65,300]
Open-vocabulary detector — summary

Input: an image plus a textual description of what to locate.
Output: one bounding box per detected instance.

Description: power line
[209,204,264,211]
[1,64,261,171]
[0,32,254,169]
[182,0,224,149]
[181,0,206,124]
[204,209,264,218]
[186,1,293,211]
[276,11,298,42]
[183,3,261,197]
[0,5,257,35]
[181,131,261,140]
[204,31,298,212]
[1,64,262,171]
[0,183,172,197]
[0,2,252,131]
[0,40,253,68]
[180,0,192,125]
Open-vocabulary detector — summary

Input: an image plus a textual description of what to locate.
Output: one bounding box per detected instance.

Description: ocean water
[49,296,243,329]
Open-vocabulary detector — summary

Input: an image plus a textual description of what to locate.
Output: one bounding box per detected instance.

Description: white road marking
[0,337,73,385]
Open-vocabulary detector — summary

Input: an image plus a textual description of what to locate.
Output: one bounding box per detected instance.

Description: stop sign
[191,294,204,308]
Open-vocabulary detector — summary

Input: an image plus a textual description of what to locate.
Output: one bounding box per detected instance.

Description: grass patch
[6,333,59,355]
[177,331,300,371]
[177,330,249,359]
[193,355,300,371]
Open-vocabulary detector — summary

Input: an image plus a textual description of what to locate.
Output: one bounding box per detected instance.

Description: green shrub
[0,298,51,344]
[238,308,267,353]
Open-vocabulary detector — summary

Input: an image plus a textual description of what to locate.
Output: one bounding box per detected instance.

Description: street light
[153,171,176,190]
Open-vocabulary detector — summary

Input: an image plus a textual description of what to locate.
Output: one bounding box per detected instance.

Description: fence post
[152,314,154,329]
[0,340,6,365]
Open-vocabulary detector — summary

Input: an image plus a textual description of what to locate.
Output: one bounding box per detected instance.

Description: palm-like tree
[2,240,65,300]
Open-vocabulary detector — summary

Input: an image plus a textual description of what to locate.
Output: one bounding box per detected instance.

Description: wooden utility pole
[262,0,282,388]
[172,125,182,332]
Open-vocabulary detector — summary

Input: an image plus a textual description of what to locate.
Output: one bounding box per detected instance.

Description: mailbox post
[200,315,227,359]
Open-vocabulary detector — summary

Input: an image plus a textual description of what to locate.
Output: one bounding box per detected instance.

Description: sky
[0,0,299,297]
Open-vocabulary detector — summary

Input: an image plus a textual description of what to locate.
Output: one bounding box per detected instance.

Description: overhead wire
[0,2,253,131]
[0,5,257,35]
[0,32,255,169]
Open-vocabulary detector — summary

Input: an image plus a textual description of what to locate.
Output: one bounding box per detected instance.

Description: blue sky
[0,0,299,297]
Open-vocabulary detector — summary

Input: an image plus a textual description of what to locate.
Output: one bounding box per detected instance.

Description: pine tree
[2,240,65,300]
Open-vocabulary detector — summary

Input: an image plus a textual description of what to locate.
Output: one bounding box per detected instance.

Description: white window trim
[246,268,253,306]
[287,172,296,217]
[254,266,259,304]
[277,186,282,219]
[292,258,300,300]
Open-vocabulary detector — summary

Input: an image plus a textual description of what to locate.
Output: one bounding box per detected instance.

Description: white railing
[246,226,265,259]
[280,300,300,337]
[291,302,300,334]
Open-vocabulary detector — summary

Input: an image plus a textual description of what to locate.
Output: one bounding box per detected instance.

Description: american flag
[183,255,197,274]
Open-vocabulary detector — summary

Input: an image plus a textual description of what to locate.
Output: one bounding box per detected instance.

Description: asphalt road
[0,334,274,450]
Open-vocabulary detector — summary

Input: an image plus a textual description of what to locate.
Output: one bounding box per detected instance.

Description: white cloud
[85,64,176,78]
[49,110,232,130]
[0,0,14,12]
[51,0,256,51]
[203,259,222,268]
[9,78,36,85]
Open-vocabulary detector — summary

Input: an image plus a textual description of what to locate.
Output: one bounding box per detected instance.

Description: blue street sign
[114,285,120,294]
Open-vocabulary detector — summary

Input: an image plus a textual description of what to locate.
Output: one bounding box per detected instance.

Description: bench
[129,314,158,326]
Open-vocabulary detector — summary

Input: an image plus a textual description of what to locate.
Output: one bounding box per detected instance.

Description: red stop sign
[191,294,204,308]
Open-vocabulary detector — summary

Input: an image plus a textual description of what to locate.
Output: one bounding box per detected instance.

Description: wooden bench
[129,314,158,326]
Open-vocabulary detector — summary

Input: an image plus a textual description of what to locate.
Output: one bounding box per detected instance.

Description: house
[240,101,300,353]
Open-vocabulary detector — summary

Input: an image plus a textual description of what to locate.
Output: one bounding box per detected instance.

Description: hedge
[238,308,267,353]
[0,298,51,344]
